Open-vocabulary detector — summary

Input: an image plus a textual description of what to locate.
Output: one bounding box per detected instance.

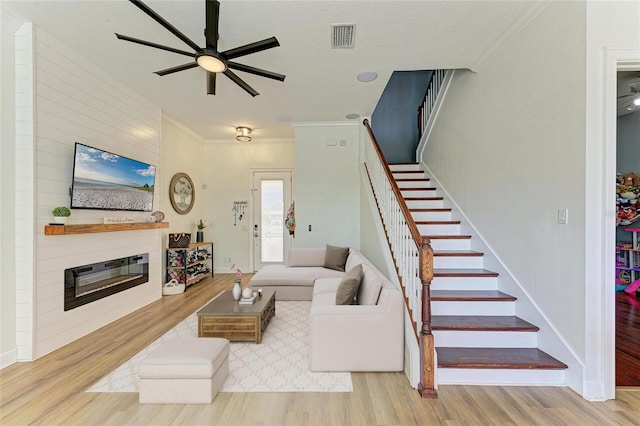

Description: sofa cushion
[335,264,363,305]
[313,278,342,296]
[287,248,326,267]
[357,265,383,305]
[345,251,366,272]
[251,265,343,287]
[324,244,350,272]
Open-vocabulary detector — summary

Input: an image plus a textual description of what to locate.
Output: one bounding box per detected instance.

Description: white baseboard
[1,348,18,369]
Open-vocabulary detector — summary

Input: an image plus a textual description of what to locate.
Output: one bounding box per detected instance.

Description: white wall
[293,122,361,250]
[423,0,586,366]
[161,116,205,255]
[0,6,21,367]
[26,26,163,359]
[617,111,640,175]
[203,139,295,273]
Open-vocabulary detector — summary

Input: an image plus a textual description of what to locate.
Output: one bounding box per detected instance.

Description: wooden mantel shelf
[44,222,169,235]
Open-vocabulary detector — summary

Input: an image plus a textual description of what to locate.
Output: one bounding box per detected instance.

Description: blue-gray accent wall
[371,70,432,163]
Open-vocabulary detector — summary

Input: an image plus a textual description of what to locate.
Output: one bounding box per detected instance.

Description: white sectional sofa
[250,246,404,372]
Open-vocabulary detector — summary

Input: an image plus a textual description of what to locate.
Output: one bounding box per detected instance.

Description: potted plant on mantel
[52,206,71,225]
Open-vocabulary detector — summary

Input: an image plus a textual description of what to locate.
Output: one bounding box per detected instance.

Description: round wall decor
[169,172,195,214]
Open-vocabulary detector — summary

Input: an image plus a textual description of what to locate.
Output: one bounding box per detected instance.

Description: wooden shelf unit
[166,242,214,288]
[44,222,169,235]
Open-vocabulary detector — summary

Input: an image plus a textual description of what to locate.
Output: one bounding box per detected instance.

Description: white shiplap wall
[27,27,163,359]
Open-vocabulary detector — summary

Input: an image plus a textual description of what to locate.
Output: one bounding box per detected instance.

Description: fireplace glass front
[64,253,149,311]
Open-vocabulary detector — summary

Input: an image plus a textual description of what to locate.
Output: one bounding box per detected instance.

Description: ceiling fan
[116,0,285,96]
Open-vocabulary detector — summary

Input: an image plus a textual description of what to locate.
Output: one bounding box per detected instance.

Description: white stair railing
[363,119,436,398]
[417,69,446,140]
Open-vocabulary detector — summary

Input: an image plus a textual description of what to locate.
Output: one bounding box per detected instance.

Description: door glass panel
[261,180,284,262]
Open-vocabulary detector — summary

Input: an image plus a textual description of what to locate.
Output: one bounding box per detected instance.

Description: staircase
[390,162,568,386]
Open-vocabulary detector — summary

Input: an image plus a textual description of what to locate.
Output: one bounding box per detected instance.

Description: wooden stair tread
[432,315,539,331]
[410,208,451,212]
[416,220,461,225]
[436,347,568,369]
[433,250,484,257]
[404,197,441,201]
[433,268,498,277]
[396,178,430,182]
[424,235,471,240]
[431,290,516,301]
[389,162,419,165]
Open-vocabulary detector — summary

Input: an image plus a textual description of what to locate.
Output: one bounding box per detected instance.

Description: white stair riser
[406,199,443,209]
[437,368,565,386]
[410,211,451,221]
[392,172,424,179]
[396,181,435,189]
[400,189,438,198]
[417,224,460,235]
[433,330,536,347]
[431,301,515,316]
[431,276,498,291]
[434,256,483,269]
[389,164,421,172]
[428,239,470,251]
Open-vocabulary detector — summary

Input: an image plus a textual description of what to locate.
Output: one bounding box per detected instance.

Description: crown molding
[204,137,295,145]
[291,121,360,128]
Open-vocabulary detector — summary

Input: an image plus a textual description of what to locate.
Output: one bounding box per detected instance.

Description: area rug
[88,300,352,393]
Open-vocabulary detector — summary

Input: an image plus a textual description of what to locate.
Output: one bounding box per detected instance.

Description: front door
[252,170,293,271]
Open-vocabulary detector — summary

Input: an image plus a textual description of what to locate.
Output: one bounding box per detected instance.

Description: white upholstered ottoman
[139,337,229,404]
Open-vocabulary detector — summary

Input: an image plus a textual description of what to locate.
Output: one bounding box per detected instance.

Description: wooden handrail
[363,119,423,247]
[362,119,436,398]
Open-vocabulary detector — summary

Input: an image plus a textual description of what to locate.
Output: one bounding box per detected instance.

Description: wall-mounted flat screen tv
[70,143,156,212]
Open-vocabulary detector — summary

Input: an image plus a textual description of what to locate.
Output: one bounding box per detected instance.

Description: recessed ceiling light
[345,113,360,119]
[357,71,377,82]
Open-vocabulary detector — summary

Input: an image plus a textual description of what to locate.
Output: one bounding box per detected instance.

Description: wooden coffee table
[197,289,276,343]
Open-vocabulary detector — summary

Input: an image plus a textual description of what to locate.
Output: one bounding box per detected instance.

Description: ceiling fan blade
[128,0,201,51]
[207,72,216,95]
[154,62,199,76]
[227,62,286,82]
[116,33,195,58]
[205,0,220,50]
[223,69,259,97]
[222,37,280,60]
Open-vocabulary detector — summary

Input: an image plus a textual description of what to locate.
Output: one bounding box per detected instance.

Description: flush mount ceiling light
[236,127,252,142]
[357,71,377,82]
[196,50,227,73]
[345,113,360,119]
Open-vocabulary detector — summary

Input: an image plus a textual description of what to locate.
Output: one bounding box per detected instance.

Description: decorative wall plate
[151,211,165,222]
[169,173,195,214]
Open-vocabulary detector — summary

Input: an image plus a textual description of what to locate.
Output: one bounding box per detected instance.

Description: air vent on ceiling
[331,24,356,49]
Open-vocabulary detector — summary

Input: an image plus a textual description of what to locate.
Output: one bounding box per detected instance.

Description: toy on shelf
[616,172,640,226]
[616,227,640,293]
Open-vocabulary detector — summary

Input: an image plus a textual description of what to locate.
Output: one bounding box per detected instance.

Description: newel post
[417,236,437,398]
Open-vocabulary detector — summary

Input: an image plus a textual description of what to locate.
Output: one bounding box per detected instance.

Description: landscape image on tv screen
[70,143,156,212]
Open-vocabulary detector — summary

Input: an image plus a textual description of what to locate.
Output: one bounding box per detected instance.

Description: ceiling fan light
[197,53,227,73]
[236,127,252,142]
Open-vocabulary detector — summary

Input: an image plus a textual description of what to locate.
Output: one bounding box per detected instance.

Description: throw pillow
[335,264,363,305]
[324,244,350,272]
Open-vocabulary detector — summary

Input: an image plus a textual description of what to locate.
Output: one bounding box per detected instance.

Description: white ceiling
[3,0,545,141]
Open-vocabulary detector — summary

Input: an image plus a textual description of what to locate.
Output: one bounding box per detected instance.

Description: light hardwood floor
[1,274,639,425]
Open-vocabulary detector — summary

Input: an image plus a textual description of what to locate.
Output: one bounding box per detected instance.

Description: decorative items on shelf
[52,206,71,225]
[196,219,208,242]
[166,242,213,287]
[230,263,243,300]
[232,201,248,226]
[169,233,191,248]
